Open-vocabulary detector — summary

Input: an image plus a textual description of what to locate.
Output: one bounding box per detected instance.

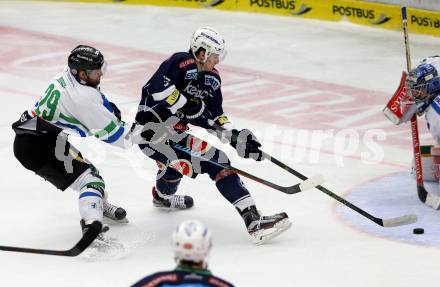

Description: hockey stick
[172,143,323,194]
[207,122,416,226]
[402,6,440,209]
[262,151,417,227]
[0,221,102,256]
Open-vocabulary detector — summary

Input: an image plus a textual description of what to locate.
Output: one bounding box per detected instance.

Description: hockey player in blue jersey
[135,27,291,244]
[131,220,234,287]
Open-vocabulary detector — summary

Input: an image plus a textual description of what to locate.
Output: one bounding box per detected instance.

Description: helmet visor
[209,49,227,63]
[86,60,107,77]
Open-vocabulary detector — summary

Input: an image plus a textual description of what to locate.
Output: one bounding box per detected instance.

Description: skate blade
[153,203,191,211]
[251,218,292,245]
[84,236,125,254]
[103,216,129,224]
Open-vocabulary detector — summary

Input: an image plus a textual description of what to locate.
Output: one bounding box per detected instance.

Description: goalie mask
[190,27,226,63]
[172,220,212,268]
[406,63,440,101]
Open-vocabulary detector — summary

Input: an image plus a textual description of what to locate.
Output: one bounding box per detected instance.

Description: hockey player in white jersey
[12,45,146,240]
[390,56,440,180]
[410,56,440,143]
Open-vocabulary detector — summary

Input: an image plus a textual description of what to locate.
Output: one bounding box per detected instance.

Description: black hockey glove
[229,129,263,161]
[109,101,121,121]
[177,98,211,127]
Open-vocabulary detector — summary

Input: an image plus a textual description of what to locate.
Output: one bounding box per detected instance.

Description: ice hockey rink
[1,1,440,286]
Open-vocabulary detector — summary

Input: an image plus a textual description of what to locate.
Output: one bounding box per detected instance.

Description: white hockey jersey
[22,67,142,148]
[422,56,440,144]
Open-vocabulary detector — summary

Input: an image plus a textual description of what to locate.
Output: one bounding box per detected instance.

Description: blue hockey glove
[178,98,211,127]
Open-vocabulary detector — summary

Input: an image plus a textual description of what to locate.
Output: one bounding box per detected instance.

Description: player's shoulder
[60,67,102,103]
[207,274,234,287]
[168,52,197,69]
[75,85,103,104]
[131,270,179,287]
[203,70,222,91]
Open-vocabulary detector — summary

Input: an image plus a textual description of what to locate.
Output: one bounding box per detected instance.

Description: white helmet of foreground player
[190,26,226,63]
[172,219,212,268]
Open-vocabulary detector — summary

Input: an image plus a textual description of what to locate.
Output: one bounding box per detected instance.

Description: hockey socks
[215,171,255,210]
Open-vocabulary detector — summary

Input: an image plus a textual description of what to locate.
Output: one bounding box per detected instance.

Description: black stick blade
[0,221,102,257]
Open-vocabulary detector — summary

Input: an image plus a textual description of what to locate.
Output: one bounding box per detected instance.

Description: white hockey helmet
[172,220,212,268]
[190,26,226,63]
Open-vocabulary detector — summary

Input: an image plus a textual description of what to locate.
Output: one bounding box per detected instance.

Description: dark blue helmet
[407,63,440,100]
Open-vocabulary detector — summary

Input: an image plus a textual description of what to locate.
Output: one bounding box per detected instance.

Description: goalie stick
[0,221,102,257]
[172,142,323,194]
[401,6,440,209]
[207,121,416,227]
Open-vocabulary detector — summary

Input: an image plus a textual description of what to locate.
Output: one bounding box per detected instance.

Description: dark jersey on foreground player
[131,267,233,287]
[131,220,234,287]
[135,27,291,244]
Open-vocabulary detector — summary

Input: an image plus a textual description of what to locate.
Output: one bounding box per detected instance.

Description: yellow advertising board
[34,0,440,37]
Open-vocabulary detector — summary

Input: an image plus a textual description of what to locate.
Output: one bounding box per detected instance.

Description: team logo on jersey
[205,75,220,91]
[179,59,195,68]
[187,136,211,155]
[184,83,211,99]
[185,69,197,80]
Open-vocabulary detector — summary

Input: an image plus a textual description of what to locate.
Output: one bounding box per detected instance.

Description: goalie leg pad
[431,146,440,181]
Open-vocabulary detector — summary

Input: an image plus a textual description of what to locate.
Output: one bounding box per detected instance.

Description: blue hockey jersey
[135,52,228,130]
[131,267,234,287]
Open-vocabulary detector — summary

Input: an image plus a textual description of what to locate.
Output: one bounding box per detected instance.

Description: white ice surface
[0,1,440,287]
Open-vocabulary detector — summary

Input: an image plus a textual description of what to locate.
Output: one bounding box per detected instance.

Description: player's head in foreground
[190,26,226,72]
[68,44,106,87]
[172,219,212,269]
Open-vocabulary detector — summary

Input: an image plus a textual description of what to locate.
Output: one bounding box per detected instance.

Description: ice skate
[239,206,292,245]
[152,187,194,210]
[103,201,128,224]
[80,220,123,252]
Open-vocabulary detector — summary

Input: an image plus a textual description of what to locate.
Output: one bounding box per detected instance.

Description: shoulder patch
[205,74,221,91]
[179,58,195,68]
[185,68,197,80]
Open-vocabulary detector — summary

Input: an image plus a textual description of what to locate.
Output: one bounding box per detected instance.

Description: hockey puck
[413,228,424,234]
